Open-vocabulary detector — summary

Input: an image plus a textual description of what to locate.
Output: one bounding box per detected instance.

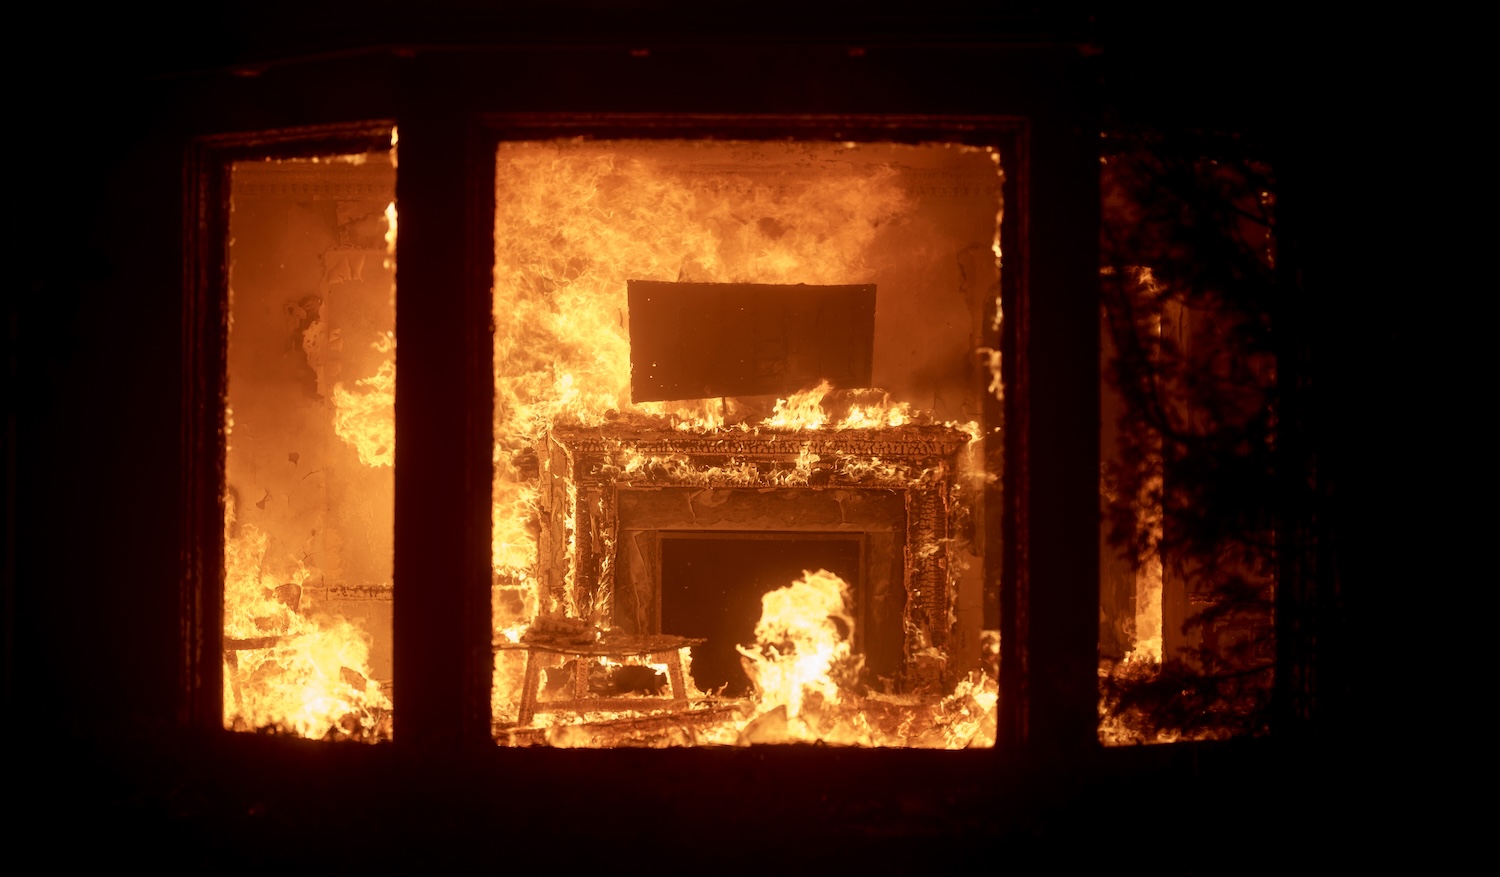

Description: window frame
[183,100,1102,759]
[180,121,402,732]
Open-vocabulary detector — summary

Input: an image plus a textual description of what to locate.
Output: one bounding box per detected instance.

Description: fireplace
[547,424,971,687]
[657,531,865,695]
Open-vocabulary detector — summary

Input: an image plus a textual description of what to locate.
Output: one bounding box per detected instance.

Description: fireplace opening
[659,532,864,698]
[490,133,1002,748]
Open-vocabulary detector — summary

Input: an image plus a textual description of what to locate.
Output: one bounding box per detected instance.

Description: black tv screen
[627,280,876,402]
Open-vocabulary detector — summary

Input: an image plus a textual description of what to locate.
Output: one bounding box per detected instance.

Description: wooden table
[497,633,706,726]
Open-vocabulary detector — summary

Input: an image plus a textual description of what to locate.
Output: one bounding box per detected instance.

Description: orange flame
[225,155,395,741]
[332,333,396,468]
[492,142,908,624]
[488,140,1001,746]
[738,569,857,725]
[222,500,390,739]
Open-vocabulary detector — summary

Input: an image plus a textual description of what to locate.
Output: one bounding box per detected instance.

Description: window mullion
[392,110,492,747]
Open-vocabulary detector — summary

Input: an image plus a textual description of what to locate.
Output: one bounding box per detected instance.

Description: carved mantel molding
[539,423,972,689]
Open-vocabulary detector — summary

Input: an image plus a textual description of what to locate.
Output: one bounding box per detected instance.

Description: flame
[384,200,397,253]
[488,140,1001,746]
[840,402,909,429]
[727,570,995,748]
[491,565,998,748]
[764,382,833,430]
[331,198,398,468]
[331,333,396,467]
[491,145,905,433]
[758,380,915,431]
[224,148,396,742]
[737,570,856,725]
[492,142,907,627]
[222,501,391,739]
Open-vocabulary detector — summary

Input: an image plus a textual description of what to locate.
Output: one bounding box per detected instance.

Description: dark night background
[5,3,1420,869]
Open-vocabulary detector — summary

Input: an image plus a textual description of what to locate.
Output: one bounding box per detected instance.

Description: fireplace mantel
[537,422,974,691]
[549,422,972,463]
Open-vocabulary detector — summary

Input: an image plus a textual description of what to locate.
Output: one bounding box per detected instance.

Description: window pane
[1097,148,1278,744]
[491,139,1002,748]
[224,147,396,741]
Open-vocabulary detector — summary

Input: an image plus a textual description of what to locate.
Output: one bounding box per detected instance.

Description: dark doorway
[660,532,862,697]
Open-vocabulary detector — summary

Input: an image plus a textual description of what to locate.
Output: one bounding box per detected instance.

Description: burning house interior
[222,153,397,740]
[484,139,1002,748]
[218,138,1004,748]
[8,4,1403,867]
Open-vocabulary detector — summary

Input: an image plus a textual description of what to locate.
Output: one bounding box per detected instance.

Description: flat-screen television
[627,280,876,402]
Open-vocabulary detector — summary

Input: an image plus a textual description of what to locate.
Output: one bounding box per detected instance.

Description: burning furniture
[506,631,702,724]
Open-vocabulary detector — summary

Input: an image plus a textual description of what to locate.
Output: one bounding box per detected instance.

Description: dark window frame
[182,99,1101,761]
[181,121,401,732]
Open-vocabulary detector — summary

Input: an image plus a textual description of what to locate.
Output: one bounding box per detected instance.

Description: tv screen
[627,280,876,402]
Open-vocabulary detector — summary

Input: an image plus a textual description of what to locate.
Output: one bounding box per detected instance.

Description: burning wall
[222,151,397,740]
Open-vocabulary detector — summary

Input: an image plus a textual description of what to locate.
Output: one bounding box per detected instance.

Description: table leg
[518,650,541,726]
[574,654,590,699]
[224,650,243,714]
[664,650,688,700]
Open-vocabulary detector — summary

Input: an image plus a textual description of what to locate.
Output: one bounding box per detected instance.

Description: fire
[493,568,996,748]
[222,501,391,740]
[492,141,908,619]
[332,333,396,467]
[737,569,857,727]
[764,382,833,430]
[764,381,914,431]
[332,200,398,467]
[490,139,1003,747]
[732,571,996,747]
[225,152,395,741]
